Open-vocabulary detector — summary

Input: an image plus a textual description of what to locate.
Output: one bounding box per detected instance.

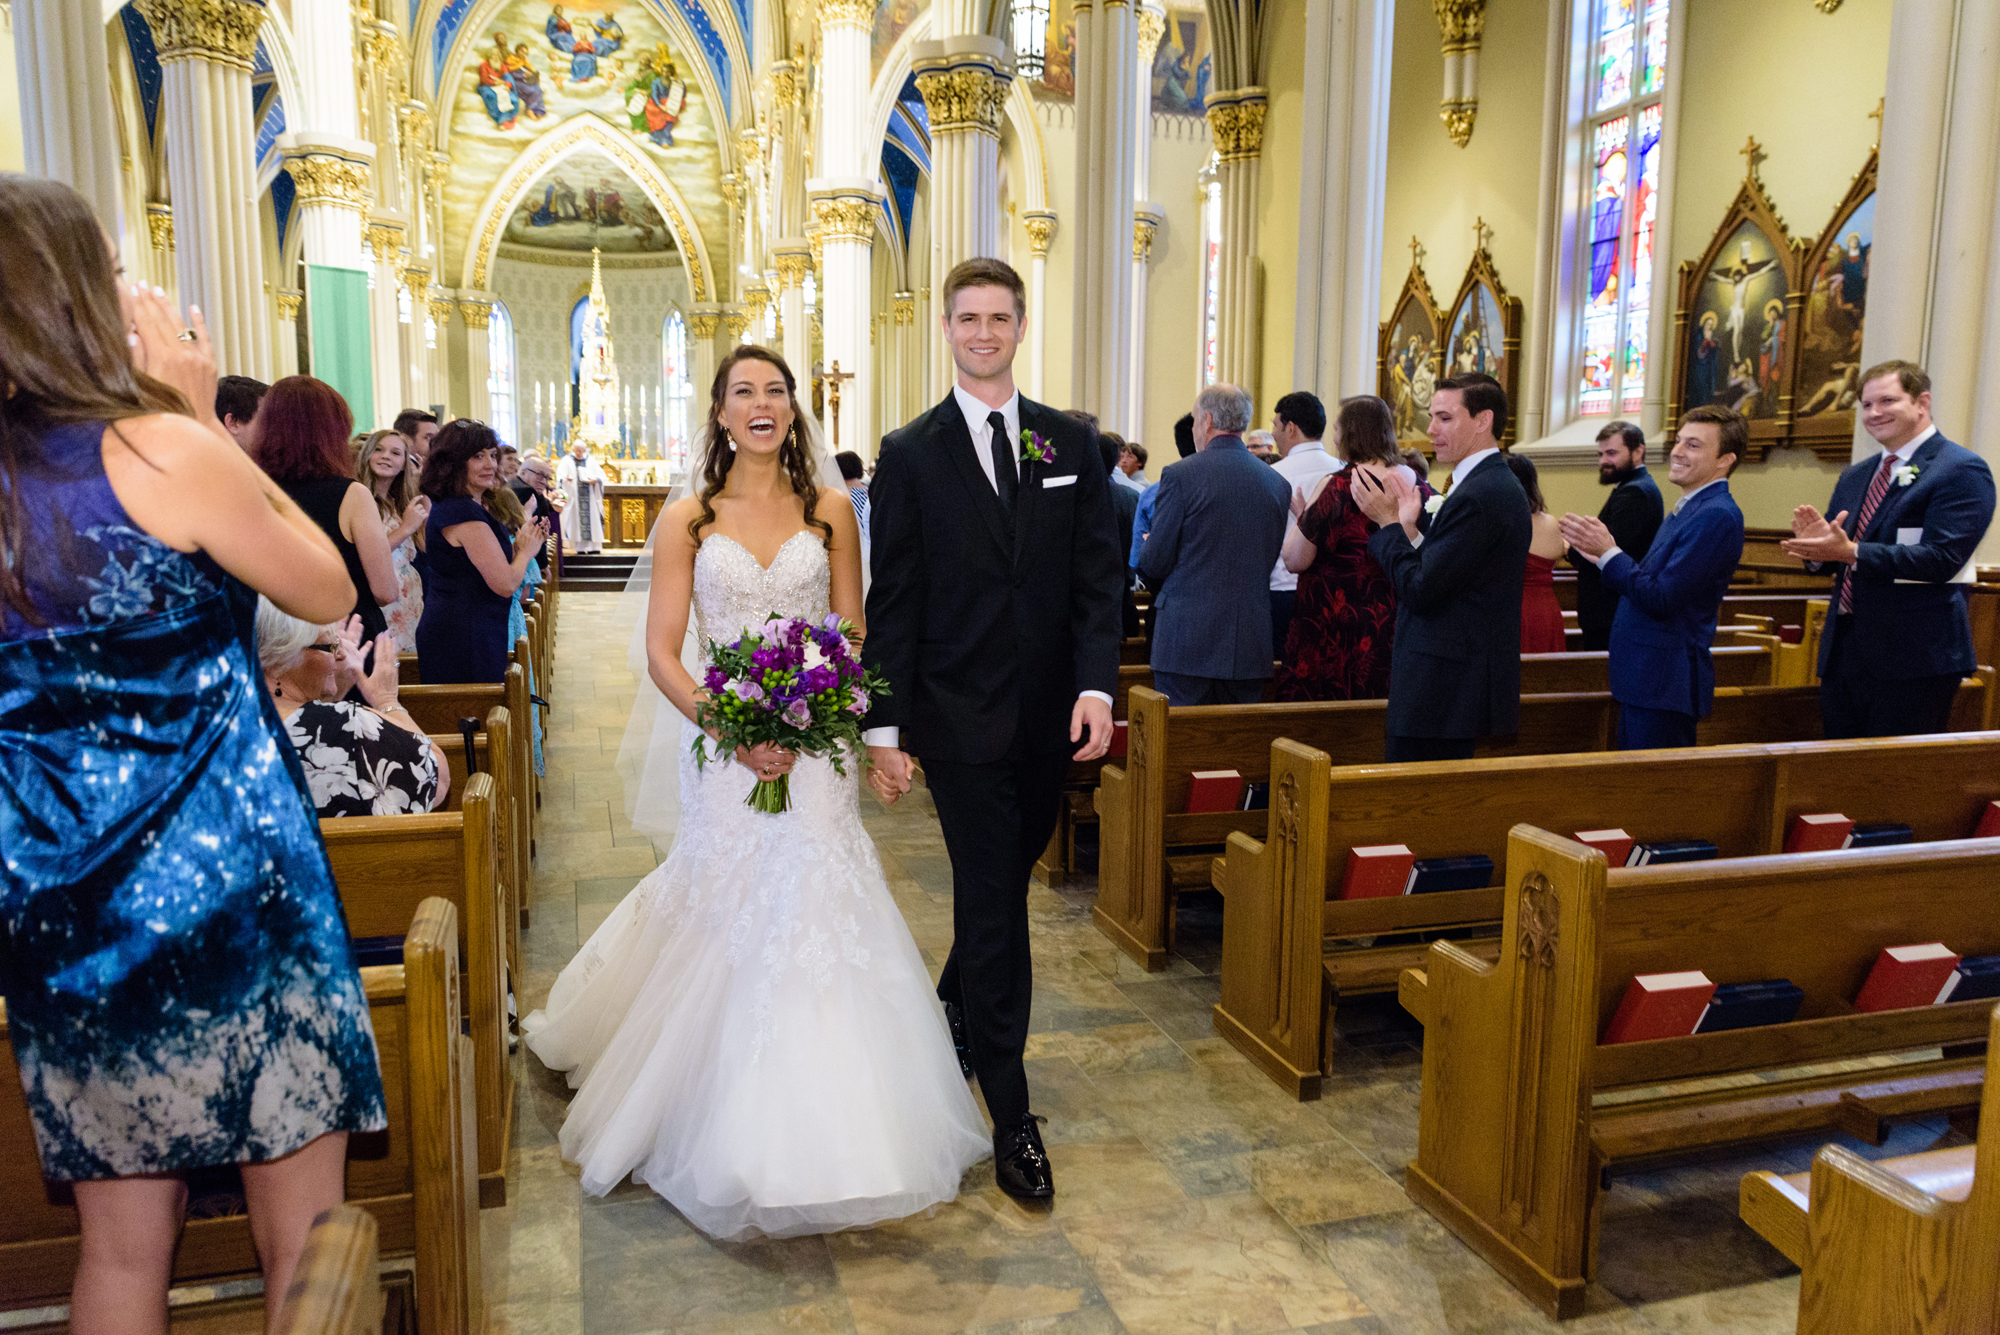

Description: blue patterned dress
[0,421,386,1181]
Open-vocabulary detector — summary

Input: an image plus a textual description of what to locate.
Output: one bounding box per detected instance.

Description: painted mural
[440,0,728,286]
[1151,8,1209,116]
[870,0,927,79]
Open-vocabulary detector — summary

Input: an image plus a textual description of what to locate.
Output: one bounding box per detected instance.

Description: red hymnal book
[1338,844,1416,900]
[1975,801,2000,838]
[1108,720,1128,758]
[1574,829,1634,866]
[1786,813,1855,853]
[1854,943,1963,1012]
[1603,971,1717,1044]
[1185,770,1244,814]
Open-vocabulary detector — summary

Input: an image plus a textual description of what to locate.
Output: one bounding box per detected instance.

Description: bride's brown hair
[686,345,833,550]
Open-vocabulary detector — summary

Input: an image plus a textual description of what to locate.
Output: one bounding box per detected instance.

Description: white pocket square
[1042,474,1078,488]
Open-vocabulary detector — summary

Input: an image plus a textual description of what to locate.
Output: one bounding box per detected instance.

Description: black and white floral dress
[284,701,441,817]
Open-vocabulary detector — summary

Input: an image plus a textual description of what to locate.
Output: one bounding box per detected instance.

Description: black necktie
[987,410,1018,515]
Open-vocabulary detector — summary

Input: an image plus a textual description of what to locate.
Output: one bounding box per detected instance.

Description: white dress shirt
[1269,442,1343,592]
[1410,446,1500,550]
[862,381,1112,750]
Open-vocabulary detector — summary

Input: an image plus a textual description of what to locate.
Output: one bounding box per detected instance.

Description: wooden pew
[403,660,533,867]
[1212,729,2000,1099]
[323,773,512,1207]
[1095,673,1995,970]
[1518,641,1774,693]
[271,1205,382,1335]
[0,898,479,1334]
[1739,1006,2000,1333]
[1399,825,2000,1319]
[426,705,525,997]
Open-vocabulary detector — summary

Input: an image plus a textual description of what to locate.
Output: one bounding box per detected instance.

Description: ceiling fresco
[439,0,730,286]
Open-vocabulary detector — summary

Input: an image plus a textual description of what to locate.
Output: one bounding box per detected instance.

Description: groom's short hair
[943,257,1026,319]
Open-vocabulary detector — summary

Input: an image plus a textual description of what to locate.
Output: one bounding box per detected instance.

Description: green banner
[304,264,375,429]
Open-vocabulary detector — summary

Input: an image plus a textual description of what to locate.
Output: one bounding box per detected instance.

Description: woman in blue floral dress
[0,177,386,1334]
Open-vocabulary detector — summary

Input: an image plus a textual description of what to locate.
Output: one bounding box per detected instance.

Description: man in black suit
[1354,374,1532,762]
[862,258,1125,1202]
[1137,383,1291,705]
[1781,360,1997,737]
[1570,420,1664,651]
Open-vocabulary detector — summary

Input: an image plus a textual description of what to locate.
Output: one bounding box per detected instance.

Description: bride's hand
[736,741,796,781]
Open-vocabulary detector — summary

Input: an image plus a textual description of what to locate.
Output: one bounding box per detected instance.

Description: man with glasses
[512,455,564,576]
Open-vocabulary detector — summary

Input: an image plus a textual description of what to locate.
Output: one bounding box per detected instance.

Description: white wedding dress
[521,531,990,1241]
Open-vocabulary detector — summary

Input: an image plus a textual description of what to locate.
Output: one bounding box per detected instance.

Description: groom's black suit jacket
[863,394,1125,765]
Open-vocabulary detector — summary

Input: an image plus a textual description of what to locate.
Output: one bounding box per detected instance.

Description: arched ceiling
[437,0,731,289]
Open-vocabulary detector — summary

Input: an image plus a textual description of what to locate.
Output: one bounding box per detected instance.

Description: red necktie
[1836,453,1899,614]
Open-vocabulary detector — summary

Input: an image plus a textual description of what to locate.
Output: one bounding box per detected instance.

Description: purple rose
[728,679,766,703]
[784,698,813,727]
[822,613,844,633]
[846,689,870,714]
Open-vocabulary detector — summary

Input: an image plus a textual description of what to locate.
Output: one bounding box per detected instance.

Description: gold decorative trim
[812,196,875,242]
[365,221,405,257]
[743,282,771,320]
[401,265,432,300]
[426,296,455,325]
[769,60,802,108]
[1133,215,1158,262]
[494,243,682,269]
[1435,0,1485,147]
[1205,91,1267,162]
[687,311,721,339]
[915,64,1012,137]
[397,102,434,155]
[771,248,812,292]
[133,0,265,67]
[721,308,751,340]
[892,292,915,326]
[1023,211,1058,258]
[818,0,874,30]
[274,289,304,321]
[284,152,373,209]
[457,299,493,330]
[468,120,709,300]
[1136,5,1166,59]
[145,202,175,252]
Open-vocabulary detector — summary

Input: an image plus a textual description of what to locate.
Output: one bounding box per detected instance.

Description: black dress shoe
[942,1000,974,1079]
[994,1114,1055,1200]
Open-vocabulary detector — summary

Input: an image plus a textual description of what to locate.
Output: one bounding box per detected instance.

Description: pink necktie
[1836,454,1899,614]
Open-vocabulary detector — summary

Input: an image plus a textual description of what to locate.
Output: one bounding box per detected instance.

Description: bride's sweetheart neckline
[699,529,818,573]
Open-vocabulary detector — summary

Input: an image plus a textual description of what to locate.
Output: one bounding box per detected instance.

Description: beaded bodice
[690,531,830,664]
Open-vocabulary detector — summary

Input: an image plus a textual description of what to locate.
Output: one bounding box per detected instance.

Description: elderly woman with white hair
[255,598,449,817]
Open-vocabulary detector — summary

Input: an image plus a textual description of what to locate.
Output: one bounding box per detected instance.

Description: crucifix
[816,360,855,448]
[1869,97,1885,148]
[1408,235,1426,272]
[1473,216,1494,253]
[1740,135,1767,180]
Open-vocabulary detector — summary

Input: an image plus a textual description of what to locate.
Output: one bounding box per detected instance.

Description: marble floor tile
[1060,1192,1371,1335]
[1090,1058,1335,1165]
[1111,976,1224,1044]
[1246,1140,1410,1230]
[485,1297,585,1335]
[581,1199,843,1331]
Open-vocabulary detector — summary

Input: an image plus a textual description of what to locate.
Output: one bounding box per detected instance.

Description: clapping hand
[330,615,369,696]
[1779,505,1857,564]
[121,283,220,432]
[1558,512,1615,559]
[1351,466,1419,533]
[519,515,552,551]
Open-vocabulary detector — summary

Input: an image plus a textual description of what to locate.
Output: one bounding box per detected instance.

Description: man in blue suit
[1561,405,1747,750]
[1138,384,1291,705]
[1780,360,1996,738]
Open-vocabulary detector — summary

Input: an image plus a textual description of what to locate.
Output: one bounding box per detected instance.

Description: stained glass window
[488,301,517,448]
[662,311,692,475]
[1578,0,1668,416]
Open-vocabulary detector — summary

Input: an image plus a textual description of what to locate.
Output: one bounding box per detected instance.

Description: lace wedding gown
[521,531,990,1240]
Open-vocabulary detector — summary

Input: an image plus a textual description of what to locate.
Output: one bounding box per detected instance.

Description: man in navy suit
[1353,374,1532,762]
[1562,406,1748,749]
[1781,360,1996,738]
[1138,383,1291,705]
[1569,420,1665,651]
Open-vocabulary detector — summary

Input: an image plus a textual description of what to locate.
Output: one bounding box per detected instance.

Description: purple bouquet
[694,613,889,813]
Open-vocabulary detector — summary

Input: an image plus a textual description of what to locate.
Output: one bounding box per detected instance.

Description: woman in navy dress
[0,178,386,1333]
[414,420,549,683]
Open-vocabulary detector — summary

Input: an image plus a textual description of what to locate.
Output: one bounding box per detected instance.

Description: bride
[521,347,990,1239]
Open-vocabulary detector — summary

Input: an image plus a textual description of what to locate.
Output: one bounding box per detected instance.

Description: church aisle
[480,593,1820,1335]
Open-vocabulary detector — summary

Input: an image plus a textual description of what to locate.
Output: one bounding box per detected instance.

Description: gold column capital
[811,195,876,243]
[401,264,432,301]
[274,289,304,322]
[1134,215,1159,262]
[1136,5,1167,59]
[457,298,493,330]
[687,310,722,340]
[365,220,405,257]
[721,307,752,341]
[771,247,813,292]
[892,292,915,326]
[1023,210,1058,257]
[769,60,803,108]
[397,101,434,152]
[1434,0,1486,48]
[818,0,874,31]
[913,60,1013,138]
[284,151,373,210]
[1205,89,1268,162]
[145,202,175,252]
[133,0,265,67]
[426,296,455,325]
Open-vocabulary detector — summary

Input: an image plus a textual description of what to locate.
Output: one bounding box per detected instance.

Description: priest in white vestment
[556,442,609,554]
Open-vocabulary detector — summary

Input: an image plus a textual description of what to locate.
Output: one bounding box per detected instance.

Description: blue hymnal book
[1845,823,1916,848]
[1240,782,1271,812]
[1694,979,1805,1032]
[1629,839,1720,866]
[1404,854,1496,895]
[1949,955,2000,1002]
[352,936,405,968]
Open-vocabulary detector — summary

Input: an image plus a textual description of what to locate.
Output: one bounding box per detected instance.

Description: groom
[863,258,1124,1201]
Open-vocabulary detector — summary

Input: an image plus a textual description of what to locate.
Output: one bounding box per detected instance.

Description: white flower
[1894,464,1919,487]
[1424,494,1445,515]
[802,639,829,672]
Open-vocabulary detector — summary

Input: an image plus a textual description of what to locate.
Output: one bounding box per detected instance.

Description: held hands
[1071,694,1114,762]
[867,746,914,806]
[1779,505,1858,564]
[121,283,219,429]
[1558,512,1615,560]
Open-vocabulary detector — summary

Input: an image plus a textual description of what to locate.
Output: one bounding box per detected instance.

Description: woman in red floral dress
[1275,396,1434,702]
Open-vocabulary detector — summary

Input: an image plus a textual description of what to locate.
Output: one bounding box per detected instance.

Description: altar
[603,484,673,548]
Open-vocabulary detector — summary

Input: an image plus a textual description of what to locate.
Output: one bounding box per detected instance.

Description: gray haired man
[1136,383,1292,706]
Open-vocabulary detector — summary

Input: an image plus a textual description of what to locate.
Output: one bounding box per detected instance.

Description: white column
[459,293,495,423]
[365,217,407,427]
[1290,0,1393,402]
[1131,206,1163,428]
[1206,87,1266,401]
[1867,0,2000,562]
[280,137,374,269]
[1024,211,1058,400]
[1072,0,1139,431]
[914,40,1013,279]
[12,0,124,228]
[812,188,878,455]
[773,244,813,384]
[138,0,273,380]
[274,288,302,376]
[1129,6,1165,428]
[688,307,721,407]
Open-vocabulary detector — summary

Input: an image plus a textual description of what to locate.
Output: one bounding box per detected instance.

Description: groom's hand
[868,746,914,806]
[1071,695,1114,762]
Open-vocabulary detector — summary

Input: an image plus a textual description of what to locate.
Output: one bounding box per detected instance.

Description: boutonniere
[1893,464,1920,487]
[1019,429,1054,467]
[1423,494,1445,516]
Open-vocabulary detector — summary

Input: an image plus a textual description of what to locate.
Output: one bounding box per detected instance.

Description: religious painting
[1035,0,1075,99]
[1681,222,1789,422]
[1151,8,1211,116]
[1442,236,1524,442]
[1378,246,1442,446]
[870,0,926,79]
[543,3,626,90]
[1791,151,1877,442]
[503,148,677,252]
